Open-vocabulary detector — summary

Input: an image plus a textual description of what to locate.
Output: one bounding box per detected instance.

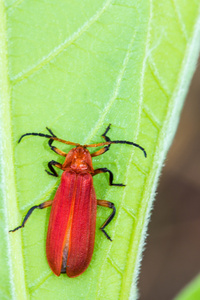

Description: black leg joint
[97,168,125,186]
[45,160,59,177]
[101,229,112,241]
[100,201,116,241]
[102,124,112,152]
[102,124,111,142]
[46,127,58,152]
[9,205,39,232]
[46,127,57,137]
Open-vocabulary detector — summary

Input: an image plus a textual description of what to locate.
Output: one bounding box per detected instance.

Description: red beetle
[10,125,146,277]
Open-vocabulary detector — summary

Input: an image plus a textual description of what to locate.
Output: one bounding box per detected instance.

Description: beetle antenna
[18,132,52,143]
[109,140,147,157]
[18,130,80,146]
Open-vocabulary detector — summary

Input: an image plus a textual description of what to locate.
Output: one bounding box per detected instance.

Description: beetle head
[62,146,94,173]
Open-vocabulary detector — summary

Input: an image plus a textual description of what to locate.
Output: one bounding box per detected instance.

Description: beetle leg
[48,140,67,157]
[97,200,116,241]
[91,124,111,157]
[46,127,67,157]
[93,168,125,186]
[86,124,147,158]
[91,147,109,157]
[101,123,112,142]
[9,200,53,233]
[45,160,63,177]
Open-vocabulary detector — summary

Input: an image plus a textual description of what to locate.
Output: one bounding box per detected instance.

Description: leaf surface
[0,0,200,299]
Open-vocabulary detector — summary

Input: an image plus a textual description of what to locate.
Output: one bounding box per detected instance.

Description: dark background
[139,60,200,300]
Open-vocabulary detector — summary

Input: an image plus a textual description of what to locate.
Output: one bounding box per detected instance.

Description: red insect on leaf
[10,125,146,277]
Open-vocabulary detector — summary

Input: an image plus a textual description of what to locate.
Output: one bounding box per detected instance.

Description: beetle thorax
[62,146,94,173]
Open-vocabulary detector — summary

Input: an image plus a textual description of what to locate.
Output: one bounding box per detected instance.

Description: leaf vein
[107,256,123,275]
[148,55,171,97]
[143,104,161,130]
[84,28,137,144]
[11,0,113,84]
[7,0,25,11]
[172,0,188,40]
[96,1,153,297]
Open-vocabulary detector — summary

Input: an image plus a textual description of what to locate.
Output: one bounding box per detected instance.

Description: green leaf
[174,275,200,300]
[0,0,200,299]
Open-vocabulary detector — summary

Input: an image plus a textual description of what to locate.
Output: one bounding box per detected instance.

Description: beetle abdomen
[46,171,97,277]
